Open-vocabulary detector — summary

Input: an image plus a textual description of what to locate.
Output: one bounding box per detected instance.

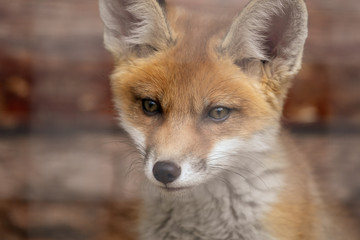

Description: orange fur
[101,0,360,239]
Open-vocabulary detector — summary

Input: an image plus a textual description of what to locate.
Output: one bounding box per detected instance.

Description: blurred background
[0,0,359,239]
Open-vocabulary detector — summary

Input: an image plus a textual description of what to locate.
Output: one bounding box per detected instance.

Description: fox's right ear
[99,0,173,59]
[220,0,308,80]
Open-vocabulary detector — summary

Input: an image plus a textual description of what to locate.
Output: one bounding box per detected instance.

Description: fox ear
[99,0,173,59]
[221,0,308,80]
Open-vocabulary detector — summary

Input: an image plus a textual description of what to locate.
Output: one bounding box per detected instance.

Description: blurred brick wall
[0,0,360,131]
[0,0,115,132]
[284,0,360,127]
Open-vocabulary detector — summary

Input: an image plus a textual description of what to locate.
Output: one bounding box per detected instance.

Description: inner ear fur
[221,0,308,81]
[99,0,173,59]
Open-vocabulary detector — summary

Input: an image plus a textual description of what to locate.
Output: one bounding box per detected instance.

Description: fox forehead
[113,54,271,121]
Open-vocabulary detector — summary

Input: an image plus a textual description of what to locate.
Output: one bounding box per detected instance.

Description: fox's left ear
[221,0,308,82]
[99,0,172,59]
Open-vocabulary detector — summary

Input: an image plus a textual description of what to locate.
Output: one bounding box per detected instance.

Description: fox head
[100,0,308,192]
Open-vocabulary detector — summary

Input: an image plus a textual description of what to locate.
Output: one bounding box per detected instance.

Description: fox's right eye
[142,99,161,116]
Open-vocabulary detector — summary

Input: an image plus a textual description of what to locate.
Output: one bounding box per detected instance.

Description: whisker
[208,163,270,191]
[125,159,143,178]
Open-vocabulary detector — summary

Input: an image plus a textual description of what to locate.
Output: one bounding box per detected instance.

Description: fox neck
[141,149,286,240]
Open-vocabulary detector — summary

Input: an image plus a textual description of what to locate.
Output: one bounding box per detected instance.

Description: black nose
[153,161,181,184]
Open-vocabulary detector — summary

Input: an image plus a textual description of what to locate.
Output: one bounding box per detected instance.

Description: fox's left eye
[208,107,231,122]
[142,99,161,115]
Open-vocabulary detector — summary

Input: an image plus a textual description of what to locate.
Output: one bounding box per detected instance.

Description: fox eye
[142,99,161,115]
[208,107,230,122]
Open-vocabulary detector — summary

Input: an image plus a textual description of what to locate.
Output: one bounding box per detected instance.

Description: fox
[99,0,360,239]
